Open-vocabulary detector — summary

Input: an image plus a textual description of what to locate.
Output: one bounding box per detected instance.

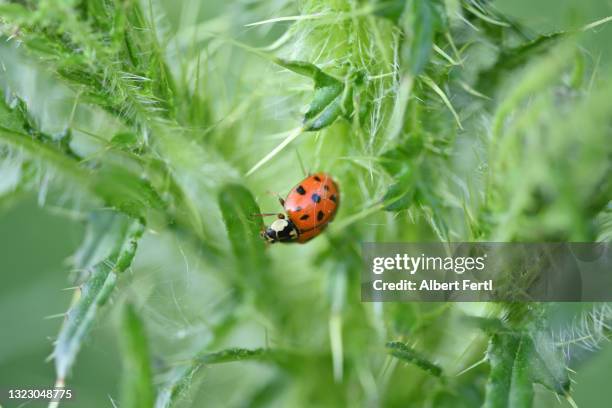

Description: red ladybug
[261,172,339,243]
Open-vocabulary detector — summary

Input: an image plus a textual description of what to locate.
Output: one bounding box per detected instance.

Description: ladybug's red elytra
[261,172,339,244]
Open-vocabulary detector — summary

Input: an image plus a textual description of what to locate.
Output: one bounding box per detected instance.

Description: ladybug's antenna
[251,213,279,218]
[295,148,308,177]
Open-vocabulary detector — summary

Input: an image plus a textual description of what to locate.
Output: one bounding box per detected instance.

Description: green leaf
[93,165,166,219]
[462,316,507,334]
[528,331,571,395]
[304,77,345,131]
[484,334,532,408]
[71,211,137,281]
[53,215,144,380]
[380,137,423,211]
[477,33,565,94]
[383,170,417,211]
[380,134,423,211]
[373,0,406,24]
[154,347,272,407]
[0,97,28,134]
[155,364,201,408]
[401,0,442,75]
[120,303,156,408]
[196,347,270,364]
[218,184,268,271]
[0,105,165,220]
[274,59,323,78]
[275,59,346,131]
[484,332,570,408]
[110,132,142,152]
[386,341,443,377]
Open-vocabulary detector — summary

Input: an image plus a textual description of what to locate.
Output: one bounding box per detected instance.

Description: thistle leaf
[196,347,270,364]
[383,171,417,211]
[400,0,443,75]
[218,184,268,271]
[53,215,144,380]
[275,59,346,131]
[386,341,443,377]
[484,332,570,408]
[155,364,200,408]
[120,303,156,408]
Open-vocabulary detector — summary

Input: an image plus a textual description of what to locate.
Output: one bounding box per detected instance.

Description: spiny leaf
[0,96,29,134]
[0,124,165,219]
[71,211,137,281]
[373,0,406,24]
[304,78,345,131]
[54,215,144,380]
[383,171,417,211]
[484,333,533,408]
[0,92,167,218]
[93,165,166,219]
[477,33,565,94]
[386,341,443,377]
[154,347,272,407]
[218,184,268,271]
[400,0,443,75]
[110,132,142,152]
[155,364,200,408]
[54,264,116,380]
[275,59,347,131]
[462,316,507,334]
[120,303,156,408]
[484,332,570,408]
[379,135,425,211]
[196,347,270,364]
[274,59,324,78]
[122,0,176,113]
[1,0,174,129]
[153,314,246,408]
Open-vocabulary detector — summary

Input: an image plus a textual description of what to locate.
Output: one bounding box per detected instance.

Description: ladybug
[261,172,340,244]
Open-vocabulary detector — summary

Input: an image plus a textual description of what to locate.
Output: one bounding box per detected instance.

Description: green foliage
[400,0,444,76]
[218,184,267,268]
[484,331,570,408]
[0,0,611,406]
[120,303,156,408]
[54,212,143,380]
[275,59,348,131]
[386,341,443,377]
[196,347,270,364]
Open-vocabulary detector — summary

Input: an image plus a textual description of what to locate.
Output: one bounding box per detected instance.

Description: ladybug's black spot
[311,193,321,203]
[296,185,306,195]
[300,214,310,220]
[313,175,321,182]
[323,184,330,191]
[330,194,337,203]
[317,211,325,221]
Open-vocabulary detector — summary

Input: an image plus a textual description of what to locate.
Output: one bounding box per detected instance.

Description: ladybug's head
[261,214,299,243]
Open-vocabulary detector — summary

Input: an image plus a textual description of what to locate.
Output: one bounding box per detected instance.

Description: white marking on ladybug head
[270,218,289,232]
